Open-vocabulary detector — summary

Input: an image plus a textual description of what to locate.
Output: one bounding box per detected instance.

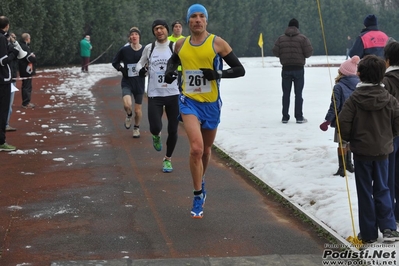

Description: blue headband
[187,4,208,23]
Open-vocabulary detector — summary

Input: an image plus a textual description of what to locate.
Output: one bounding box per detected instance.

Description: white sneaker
[6,125,17,131]
[133,127,140,138]
[296,118,308,124]
[124,115,132,129]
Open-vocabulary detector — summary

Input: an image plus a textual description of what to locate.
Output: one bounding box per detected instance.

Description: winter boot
[334,148,346,177]
[346,149,354,173]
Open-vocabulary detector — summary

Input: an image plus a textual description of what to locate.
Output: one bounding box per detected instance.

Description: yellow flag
[258,33,263,48]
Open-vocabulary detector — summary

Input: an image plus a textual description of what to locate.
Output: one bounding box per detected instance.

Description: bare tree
[366,0,399,9]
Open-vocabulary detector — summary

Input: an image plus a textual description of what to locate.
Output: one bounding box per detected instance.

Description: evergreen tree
[1,0,397,66]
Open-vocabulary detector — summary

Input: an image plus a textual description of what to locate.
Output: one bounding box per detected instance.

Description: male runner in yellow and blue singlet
[165,4,245,219]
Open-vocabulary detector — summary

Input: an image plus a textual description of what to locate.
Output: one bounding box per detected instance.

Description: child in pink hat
[320,56,360,176]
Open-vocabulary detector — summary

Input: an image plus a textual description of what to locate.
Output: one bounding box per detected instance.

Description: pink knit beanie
[339,56,360,76]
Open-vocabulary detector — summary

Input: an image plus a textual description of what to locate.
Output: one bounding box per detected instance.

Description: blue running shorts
[179,95,222,130]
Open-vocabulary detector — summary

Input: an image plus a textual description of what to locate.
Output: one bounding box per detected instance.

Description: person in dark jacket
[272,18,313,124]
[18,32,37,108]
[338,55,399,243]
[6,32,18,131]
[349,14,388,59]
[383,41,399,225]
[320,56,360,177]
[0,16,19,151]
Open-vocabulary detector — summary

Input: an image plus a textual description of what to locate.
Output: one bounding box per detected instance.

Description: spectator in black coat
[6,32,18,131]
[0,16,18,151]
[272,18,313,124]
[18,33,37,109]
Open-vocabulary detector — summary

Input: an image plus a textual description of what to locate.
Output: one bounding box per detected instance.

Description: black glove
[200,68,222,80]
[139,67,147,77]
[164,70,177,84]
[118,66,128,78]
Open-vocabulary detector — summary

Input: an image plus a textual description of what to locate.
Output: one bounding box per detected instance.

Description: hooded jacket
[324,75,360,127]
[272,26,313,70]
[338,83,399,160]
[383,66,399,100]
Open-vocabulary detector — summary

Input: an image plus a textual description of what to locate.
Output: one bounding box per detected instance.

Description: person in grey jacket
[338,55,399,243]
[272,18,313,124]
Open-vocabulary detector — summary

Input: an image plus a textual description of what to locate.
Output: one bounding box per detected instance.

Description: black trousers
[0,83,11,144]
[21,78,32,106]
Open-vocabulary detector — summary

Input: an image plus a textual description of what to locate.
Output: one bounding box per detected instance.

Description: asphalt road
[0,74,330,265]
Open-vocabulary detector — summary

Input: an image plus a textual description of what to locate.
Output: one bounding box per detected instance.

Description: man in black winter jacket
[18,32,37,108]
[272,18,313,124]
[0,16,19,151]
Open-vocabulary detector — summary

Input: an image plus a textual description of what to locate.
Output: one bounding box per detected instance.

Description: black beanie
[152,19,169,35]
[288,18,299,28]
[364,14,377,27]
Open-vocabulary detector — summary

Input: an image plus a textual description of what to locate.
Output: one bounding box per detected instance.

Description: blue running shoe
[191,195,204,219]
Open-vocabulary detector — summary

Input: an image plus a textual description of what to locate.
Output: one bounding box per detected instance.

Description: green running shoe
[162,159,173,173]
[152,135,162,151]
[0,143,16,152]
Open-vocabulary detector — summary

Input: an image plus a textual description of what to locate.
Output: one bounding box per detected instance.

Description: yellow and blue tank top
[178,34,222,103]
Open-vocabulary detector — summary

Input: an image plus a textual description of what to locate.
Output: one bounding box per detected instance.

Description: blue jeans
[281,69,304,121]
[354,159,396,241]
[7,83,16,126]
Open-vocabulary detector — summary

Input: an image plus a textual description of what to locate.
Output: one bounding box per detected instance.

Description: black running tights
[147,95,179,157]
